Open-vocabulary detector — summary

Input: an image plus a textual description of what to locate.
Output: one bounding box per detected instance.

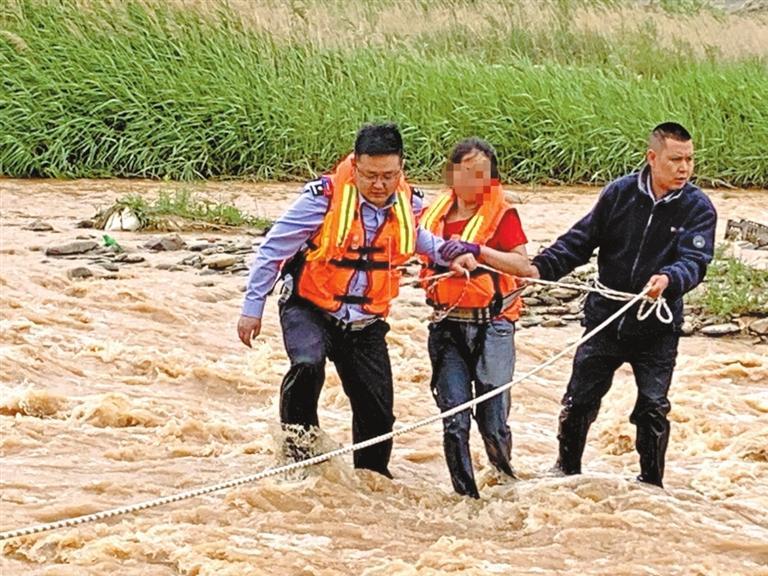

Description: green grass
[687,247,768,320]
[111,190,271,229]
[1,0,767,184]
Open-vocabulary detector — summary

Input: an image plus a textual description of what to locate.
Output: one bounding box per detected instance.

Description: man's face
[647,138,695,194]
[449,151,492,205]
[352,154,403,207]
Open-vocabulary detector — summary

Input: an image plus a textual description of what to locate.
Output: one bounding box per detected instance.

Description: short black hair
[448,137,500,179]
[649,122,692,149]
[354,123,404,158]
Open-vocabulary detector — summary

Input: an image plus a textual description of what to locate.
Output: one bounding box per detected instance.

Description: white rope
[475,264,673,325]
[0,288,650,542]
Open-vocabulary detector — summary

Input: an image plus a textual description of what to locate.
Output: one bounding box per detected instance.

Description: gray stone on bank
[67,266,94,280]
[114,253,145,264]
[519,316,543,328]
[45,240,98,256]
[544,305,570,316]
[701,323,741,336]
[748,318,768,336]
[23,220,54,232]
[549,287,581,300]
[97,262,120,272]
[203,254,238,270]
[143,234,186,251]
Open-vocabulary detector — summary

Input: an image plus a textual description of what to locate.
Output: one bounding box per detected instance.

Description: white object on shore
[104,207,141,231]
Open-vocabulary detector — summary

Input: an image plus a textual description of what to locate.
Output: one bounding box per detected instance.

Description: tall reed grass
[1,0,766,185]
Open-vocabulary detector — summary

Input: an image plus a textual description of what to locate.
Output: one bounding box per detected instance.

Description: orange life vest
[295,153,416,317]
[419,182,523,322]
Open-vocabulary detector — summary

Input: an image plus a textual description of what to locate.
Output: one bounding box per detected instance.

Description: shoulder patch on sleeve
[411,186,425,199]
[303,178,325,197]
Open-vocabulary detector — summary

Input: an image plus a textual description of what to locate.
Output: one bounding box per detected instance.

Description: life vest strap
[330,258,391,271]
[427,287,525,323]
[334,294,373,305]
[349,246,385,255]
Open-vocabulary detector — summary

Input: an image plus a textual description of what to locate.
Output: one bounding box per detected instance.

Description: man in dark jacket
[531,122,717,487]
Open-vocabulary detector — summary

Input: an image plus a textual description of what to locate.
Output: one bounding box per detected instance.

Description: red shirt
[442,208,527,250]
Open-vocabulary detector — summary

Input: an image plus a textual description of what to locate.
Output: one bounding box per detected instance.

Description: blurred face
[448,150,492,205]
[352,154,403,207]
[647,137,694,195]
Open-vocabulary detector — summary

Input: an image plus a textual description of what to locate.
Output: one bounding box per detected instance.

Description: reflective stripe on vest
[332,184,414,257]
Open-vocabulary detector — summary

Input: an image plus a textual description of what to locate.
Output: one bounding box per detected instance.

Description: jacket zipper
[617,201,657,336]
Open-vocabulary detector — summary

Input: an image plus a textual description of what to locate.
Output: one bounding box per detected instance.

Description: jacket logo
[692,235,706,249]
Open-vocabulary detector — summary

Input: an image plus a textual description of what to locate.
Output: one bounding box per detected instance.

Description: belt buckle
[349,317,377,331]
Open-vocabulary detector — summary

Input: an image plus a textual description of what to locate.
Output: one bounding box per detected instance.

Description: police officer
[237,123,476,477]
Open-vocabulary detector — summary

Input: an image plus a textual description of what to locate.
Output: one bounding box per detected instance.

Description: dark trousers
[556,329,679,487]
[428,319,517,498]
[278,297,394,477]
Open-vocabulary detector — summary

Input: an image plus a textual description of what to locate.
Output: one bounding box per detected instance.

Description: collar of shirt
[357,191,397,212]
[638,165,684,206]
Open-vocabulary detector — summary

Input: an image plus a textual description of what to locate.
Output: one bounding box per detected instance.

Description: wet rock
[75,219,95,229]
[23,220,54,232]
[189,243,214,252]
[98,262,120,272]
[114,253,145,264]
[519,316,542,328]
[46,240,98,256]
[144,234,186,251]
[549,287,580,300]
[180,254,203,267]
[562,313,585,322]
[537,295,561,307]
[523,297,543,307]
[701,323,741,337]
[203,254,238,270]
[67,266,94,280]
[567,302,583,315]
[544,306,570,315]
[233,243,254,254]
[541,318,566,328]
[748,318,768,336]
[681,317,696,336]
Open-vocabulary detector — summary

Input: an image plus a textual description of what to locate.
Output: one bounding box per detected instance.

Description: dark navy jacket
[532,166,717,336]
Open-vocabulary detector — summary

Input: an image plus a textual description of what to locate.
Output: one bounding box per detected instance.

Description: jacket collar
[637,164,685,205]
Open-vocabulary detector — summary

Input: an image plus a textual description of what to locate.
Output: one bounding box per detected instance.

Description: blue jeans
[428,318,517,498]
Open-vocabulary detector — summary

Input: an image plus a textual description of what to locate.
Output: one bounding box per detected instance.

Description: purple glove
[439,239,480,261]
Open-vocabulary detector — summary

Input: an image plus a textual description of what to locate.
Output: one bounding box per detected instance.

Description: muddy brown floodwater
[1,178,766,575]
